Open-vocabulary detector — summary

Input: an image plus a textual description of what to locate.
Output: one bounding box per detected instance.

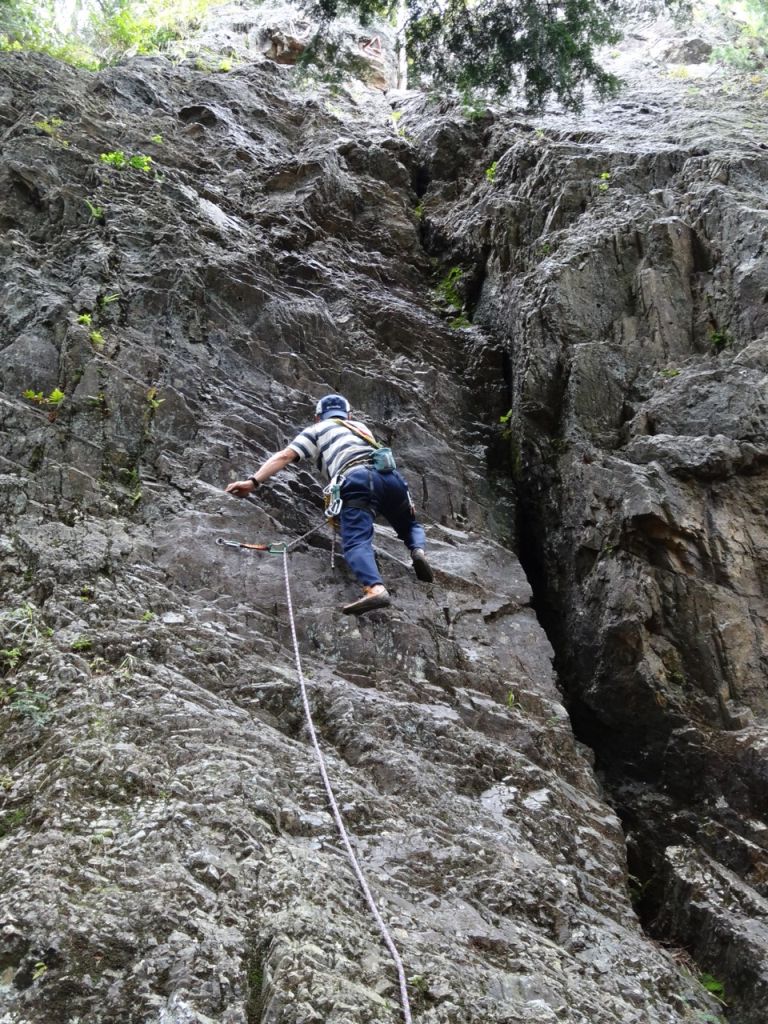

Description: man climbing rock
[226,394,433,614]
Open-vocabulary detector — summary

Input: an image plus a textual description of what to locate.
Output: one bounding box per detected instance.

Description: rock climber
[226,393,433,614]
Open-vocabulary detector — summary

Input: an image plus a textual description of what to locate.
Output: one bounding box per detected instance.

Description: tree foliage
[712,0,768,67]
[310,0,624,107]
[0,0,213,67]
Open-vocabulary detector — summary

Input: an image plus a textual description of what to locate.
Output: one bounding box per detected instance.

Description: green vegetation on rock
[0,0,216,69]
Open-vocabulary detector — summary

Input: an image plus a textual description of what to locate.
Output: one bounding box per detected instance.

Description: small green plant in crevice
[217,58,232,72]
[100,151,152,173]
[659,366,680,379]
[597,171,611,192]
[32,116,68,146]
[140,610,155,622]
[449,313,472,329]
[0,805,29,838]
[709,328,733,354]
[1,686,51,725]
[77,312,93,326]
[100,293,120,307]
[23,387,65,407]
[389,110,411,140]
[100,150,127,169]
[699,973,726,1004]
[0,604,52,672]
[31,962,48,982]
[505,690,516,708]
[84,198,104,221]
[128,153,153,172]
[499,408,513,440]
[150,133,163,144]
[89,330,105,349]
[70,636,93,652]
[145,386,164,412]
[537,241,552,257]
[435,266,464,310]
[0,646,23,671]
[485,160,498,182]
[667,667,685,687]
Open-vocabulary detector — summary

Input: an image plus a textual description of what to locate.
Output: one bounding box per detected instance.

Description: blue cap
[315,393,351,420]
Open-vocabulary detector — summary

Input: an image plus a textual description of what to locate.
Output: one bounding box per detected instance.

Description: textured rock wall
[0,18,750,1024]
[407,27,768,1023]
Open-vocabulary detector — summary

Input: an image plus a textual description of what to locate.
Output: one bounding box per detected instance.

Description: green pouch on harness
[372,447,397,473]
[332,418,397,473]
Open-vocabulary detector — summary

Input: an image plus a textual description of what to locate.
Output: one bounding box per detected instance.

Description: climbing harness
[280,547,413,1024]
[217,520,413,1023]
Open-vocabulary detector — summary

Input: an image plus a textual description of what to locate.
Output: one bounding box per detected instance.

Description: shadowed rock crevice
[407,36,768,1020]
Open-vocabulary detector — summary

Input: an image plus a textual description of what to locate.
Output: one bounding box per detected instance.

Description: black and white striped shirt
[288,419,375,481]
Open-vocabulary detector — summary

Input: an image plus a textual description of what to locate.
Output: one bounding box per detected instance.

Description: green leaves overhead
[309,0,624,107]
[409,0,622,106]
[0,0,215,68]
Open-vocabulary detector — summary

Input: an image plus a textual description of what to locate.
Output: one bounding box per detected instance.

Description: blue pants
[340,468,427,587]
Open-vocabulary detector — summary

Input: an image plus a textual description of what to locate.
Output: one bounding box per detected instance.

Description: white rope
[281,549,413,1024]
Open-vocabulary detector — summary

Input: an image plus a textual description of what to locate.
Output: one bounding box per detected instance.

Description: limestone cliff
[0,8,764,1024]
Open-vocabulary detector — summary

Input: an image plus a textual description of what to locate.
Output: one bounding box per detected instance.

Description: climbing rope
[280,547,413,1024]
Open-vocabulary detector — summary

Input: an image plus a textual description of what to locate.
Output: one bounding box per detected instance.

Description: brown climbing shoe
[411,548,434,583]
[342,585,391,615]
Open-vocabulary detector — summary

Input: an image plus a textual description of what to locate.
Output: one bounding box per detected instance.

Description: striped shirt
[288,418,376,481]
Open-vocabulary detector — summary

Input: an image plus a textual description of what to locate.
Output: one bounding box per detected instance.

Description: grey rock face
[0,29,732,1024]
[406,31,768,1024]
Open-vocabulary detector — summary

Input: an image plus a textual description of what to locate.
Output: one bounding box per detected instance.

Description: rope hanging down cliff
[217,522,412,1023]
[280,545,413,1024]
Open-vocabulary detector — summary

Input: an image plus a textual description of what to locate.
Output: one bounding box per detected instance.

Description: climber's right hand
[226,479,257,498]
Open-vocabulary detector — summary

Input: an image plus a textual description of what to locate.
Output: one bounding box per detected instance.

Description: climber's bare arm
[226,448,298,497]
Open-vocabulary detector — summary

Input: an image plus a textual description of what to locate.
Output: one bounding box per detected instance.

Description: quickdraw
[215,537,286,554]
[216,518,331,558]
